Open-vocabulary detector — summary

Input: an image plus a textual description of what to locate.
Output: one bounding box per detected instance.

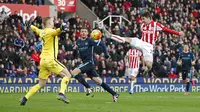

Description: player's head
[80,27,89,39]
[183,44,189,52]
[141,11,152,24]
[43,17,54,28]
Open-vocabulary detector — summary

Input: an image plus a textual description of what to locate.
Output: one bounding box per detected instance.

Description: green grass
[0,92,200,112]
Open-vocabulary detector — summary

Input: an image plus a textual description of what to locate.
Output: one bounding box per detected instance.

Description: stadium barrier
[0,78,200,93]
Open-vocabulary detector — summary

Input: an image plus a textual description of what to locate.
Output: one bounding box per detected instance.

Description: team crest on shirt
[85,42,88,45]
[40,32,46,37]
[41,32,46,34]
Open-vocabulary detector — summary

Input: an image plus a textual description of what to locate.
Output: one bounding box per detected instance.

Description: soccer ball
[90,29,102,40]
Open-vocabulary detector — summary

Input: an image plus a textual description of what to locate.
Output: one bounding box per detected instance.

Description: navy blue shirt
[179,52,195,71]
[77,37,108,63]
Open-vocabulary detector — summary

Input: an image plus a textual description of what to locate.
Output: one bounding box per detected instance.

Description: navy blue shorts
[77,61,99,78]
[182,70,191,80]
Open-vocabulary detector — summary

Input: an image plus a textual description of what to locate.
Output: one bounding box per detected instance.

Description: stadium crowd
[90,0,200,78]
[0,0,200,79]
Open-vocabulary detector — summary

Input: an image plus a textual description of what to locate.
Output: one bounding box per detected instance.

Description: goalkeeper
[20,17,72,106]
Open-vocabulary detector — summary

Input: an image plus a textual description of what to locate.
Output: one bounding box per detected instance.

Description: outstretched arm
[99,40,110,58]
[156,22,185,37]
[50,23,68,36]
[30,25,41,35]
[50,28,61,36]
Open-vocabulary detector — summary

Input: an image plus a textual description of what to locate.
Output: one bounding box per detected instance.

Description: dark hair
[141,11,152,19]
[81,27,89,31]
[43,17,51,27]
[81,27,90,33]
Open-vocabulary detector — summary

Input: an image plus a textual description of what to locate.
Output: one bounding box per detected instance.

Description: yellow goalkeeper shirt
[30,25,61,59]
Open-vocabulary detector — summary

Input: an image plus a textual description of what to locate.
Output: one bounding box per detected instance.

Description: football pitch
[0,92,200,112]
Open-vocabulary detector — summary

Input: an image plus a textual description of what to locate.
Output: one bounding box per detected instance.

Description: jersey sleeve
[89,38,109,56]
[126,51,130,56]
[49,28,61,36]
[156,22,180,36]
[139,51,143,57]
[191,53,195,61]
[30,25,41,35]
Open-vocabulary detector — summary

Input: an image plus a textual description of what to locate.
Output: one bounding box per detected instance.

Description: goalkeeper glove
[60,23,68,31]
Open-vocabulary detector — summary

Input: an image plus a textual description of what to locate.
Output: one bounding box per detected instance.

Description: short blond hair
[43,17,52,27]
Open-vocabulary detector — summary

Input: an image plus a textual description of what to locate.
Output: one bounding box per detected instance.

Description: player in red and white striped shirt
[103,11,185,77]
[124,49,142,94]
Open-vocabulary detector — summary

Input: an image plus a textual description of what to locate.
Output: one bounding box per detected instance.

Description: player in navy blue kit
[71,27,119,102]
[177,45,195,95]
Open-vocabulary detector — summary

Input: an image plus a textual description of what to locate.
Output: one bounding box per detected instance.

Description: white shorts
[125,68,139,78]
[130,38,153,62]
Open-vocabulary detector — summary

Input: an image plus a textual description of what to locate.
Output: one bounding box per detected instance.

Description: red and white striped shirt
[141,20,180,45]
[126,49,142,69]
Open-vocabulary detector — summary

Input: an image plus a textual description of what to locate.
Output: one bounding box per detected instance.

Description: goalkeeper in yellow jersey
[20,17,72,106]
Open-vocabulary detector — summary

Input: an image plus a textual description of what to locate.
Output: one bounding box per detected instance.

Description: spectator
[58,10,65,20]
[0,7,8,25]
[30,50,40,65]
[8,69,16,77]
[192,40,199,55]
[68,15,77,27]
[101,69,108,77]
[27,71,37,78]
[173,20,182,31]
[191,66,200,78]
[0,64,6,77]
[14,35,25,50]
[168,68,178,78]
[195,59,200,73]
[164,57,171,73]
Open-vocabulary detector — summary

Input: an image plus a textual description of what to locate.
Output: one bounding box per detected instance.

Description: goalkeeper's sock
[111,35,125,43]
[25,84,41,99]
[59,77,70,94]
[100,82,116,96]
[186,82,190,92]
[74,74,91,88]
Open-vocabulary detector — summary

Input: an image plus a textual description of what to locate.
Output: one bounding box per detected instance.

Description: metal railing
[93,15,131,29]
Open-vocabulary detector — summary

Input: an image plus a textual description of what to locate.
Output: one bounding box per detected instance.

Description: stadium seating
[83,0,200,78]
